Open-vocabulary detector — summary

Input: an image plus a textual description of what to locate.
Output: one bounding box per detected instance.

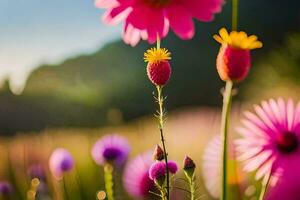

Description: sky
[0,0,121,93]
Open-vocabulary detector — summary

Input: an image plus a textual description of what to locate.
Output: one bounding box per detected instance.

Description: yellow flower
[213,28,263,50]
[144,47,171,64]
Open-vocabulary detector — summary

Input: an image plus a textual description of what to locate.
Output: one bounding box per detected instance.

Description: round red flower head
[144,47,171,86]
[214,28,263,82]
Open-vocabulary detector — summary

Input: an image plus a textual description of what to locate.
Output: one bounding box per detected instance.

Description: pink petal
[180,0,224,22]
[286,99,295,131]
[95,0,119,8]
[103,6,132,25]
[166,4,194,40]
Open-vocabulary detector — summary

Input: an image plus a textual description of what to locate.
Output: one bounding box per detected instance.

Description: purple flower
[91,134,130,166]
[149,160,178,180]
[167,161,178,174]
[149,161,166,181]
[27,164,46,181]
[49,148,74,179]
[0,181,13,195]
[123,152,155,198]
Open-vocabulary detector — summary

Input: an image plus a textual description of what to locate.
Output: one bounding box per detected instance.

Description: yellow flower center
[144,48,171,64]
[143,0,170,8]
[213,28,263,50]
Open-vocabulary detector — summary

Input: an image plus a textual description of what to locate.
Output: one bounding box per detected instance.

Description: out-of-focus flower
[149,160,178,181]
[202,135,221,199]
[28,164,46,181]
[153,145,165,161]
[91,134,130,167]
[49,148,74,179]
[0,181,13,195]
[213,28,262,82]
[167,161,178,174]
[123,152,155,198]
[236,98,300,197]
[144,47,171,86]
[96,0,224,46]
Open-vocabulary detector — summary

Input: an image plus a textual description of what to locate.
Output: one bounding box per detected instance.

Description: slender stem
[232,0,238,31]
[189,176,195,200]
[157,34,161,49]
[259,173,272,200]
[156,85,170,200]
[220,81,233,200]
[104,164,115,200]
[62,177,69,200]
[74,167,85,199]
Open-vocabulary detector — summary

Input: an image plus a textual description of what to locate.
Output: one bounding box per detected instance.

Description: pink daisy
[95,0,224,46]
[123,152,155,198]
[202,135,221,199]
[236,98,300,197]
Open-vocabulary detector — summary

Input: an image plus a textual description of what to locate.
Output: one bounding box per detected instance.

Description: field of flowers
[0,107,248,200]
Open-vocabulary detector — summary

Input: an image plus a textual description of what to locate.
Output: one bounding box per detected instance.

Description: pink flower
[202,135,221,199]
[123,152,155,198]
[96,0,224,46]
[235,98,300,198]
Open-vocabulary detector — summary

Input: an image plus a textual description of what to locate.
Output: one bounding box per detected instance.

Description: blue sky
[0,0,121,93]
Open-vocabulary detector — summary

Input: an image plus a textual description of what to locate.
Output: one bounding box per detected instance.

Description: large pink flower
[96,0,224,46]
[235,98,300,199]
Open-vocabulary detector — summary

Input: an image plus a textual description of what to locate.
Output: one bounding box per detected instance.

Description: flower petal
[166,4,194,40]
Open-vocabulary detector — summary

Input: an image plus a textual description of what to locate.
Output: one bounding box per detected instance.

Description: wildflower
[153,145,164,161]
[27,164,46,181]
[183,156,196,178]
[123,152,155,198]
[214,28,262,82]
[149,160,178,185]
[144,47,171,86]
[91,134,130,167]
[49,148,74,179]
[0,181,13,196]
[236,98,300,195]
[96,0,224,46]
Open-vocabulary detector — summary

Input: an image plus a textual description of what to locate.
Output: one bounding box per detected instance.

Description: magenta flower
[235,98,300,191]
[123,152,155,198]
[0,181,13,195]
[149,160,178,180]
[49,148,74,179]
[91,134,130,167]
[96,0,224,46]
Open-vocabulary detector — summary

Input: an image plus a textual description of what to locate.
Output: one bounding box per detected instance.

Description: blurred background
[0,0,299,199]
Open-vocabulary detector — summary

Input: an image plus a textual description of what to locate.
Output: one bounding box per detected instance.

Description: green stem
[189,176,195,200]
[156,85,170,200]
[104,164,115,200]
[220,81,233,200]
[232,0,238,31]
[157,34,161,49]
[259,173,272,200]
[62,177,69,200]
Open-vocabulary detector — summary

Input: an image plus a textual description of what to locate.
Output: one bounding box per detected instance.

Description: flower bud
[217,45,250,82]
[144,48,172,86]
[153,145,164,161]
[213,28,262,82]
[183,156,196,179]
[149,162,166,187]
